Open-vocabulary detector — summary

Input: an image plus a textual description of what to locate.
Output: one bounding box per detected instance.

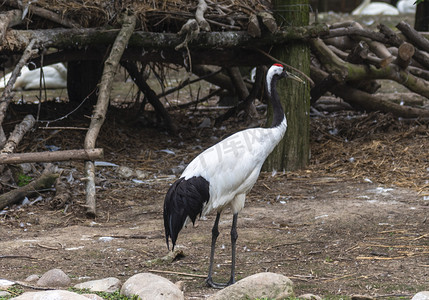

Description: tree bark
[83,10,136,217]
[263,0,311,172]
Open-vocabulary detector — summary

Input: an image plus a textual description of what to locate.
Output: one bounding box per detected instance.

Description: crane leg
[206,212,228,289]
[228,212,238,285]
[206,212,239,288]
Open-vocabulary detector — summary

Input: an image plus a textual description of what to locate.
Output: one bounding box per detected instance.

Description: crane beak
[284,70,305,84]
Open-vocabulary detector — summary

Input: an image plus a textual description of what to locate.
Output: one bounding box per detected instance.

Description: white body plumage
[182,117,287,218]
[0,63,67,90]
[352,0,399,15]
[396,0,416,14]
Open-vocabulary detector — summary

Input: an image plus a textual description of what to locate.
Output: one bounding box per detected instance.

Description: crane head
[272,63,304,83]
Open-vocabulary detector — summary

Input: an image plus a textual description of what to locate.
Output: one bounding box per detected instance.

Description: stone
[412,291,429,300]
[12,290,90,300]
[208,272,294,300]
[117,166,134,178]
[0,291,11,297]
[299,293,322,300]
[74,277,121,293]
[0,279,15,288]
[36,268,71,287]
[24,274,39,282]
[82,294,105,300]
[351,295,375,300]
[121,273,184,300]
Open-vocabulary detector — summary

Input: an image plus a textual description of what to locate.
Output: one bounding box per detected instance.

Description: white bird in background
[396,0,416,14]
[0,63,67,90]
[163,64,304,288]
[352,0,400,15]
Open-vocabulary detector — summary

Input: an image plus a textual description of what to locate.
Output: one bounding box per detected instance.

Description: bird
[0,63,67,90]
[163,63,304,288]
[351,0,399,15]
[396,0,416,14]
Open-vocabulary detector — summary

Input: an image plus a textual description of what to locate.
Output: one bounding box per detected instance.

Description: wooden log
[83,10,136,217]
[0,173,59,210]
[258,11,277,33]
[0,24,329,53]
[395,42,415,69]
[50,176,72,210]
[396,21,429,53]
[0,148,103,164]
[248,14,261,38]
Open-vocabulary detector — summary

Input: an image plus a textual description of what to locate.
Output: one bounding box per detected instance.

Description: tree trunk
[263,0,310,172]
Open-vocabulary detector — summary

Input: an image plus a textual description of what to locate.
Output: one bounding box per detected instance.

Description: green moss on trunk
[263,0,311,171]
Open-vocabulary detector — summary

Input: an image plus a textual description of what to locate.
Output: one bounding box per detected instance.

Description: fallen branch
[0,173,59,210]
[0,148,103,164]
[148,269,206,278]
[1,115,36,154]
[84,10,136,217]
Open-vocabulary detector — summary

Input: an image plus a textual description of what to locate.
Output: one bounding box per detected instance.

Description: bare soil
[0,99,428,299]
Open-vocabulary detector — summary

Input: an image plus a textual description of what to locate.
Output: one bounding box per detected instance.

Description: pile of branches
[310,20,429,119]
[0,0,271,32]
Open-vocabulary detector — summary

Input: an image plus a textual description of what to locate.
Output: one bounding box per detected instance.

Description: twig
[0,255,38,260]
[148,269,207,278]
[39,126,88,131]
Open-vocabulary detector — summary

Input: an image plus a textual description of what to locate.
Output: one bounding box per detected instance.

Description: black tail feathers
[163,176,210,250]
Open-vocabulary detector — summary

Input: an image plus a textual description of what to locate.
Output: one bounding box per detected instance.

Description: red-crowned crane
[163,63,304,288]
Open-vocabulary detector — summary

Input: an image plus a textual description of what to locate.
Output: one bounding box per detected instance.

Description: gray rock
[208,272,294,300]
[24,274,39,282]
[12,290,89,300]
[117,166,134,178]
[412,292,429,300]
[36,268,71,287]
[121,273,184,300]
[0,291,11,297]
[74,277,121,293]
[82,294,105,300]
[299,293,322,300]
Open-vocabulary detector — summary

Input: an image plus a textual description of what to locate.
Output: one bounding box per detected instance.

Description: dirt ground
[0,94,428,299]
